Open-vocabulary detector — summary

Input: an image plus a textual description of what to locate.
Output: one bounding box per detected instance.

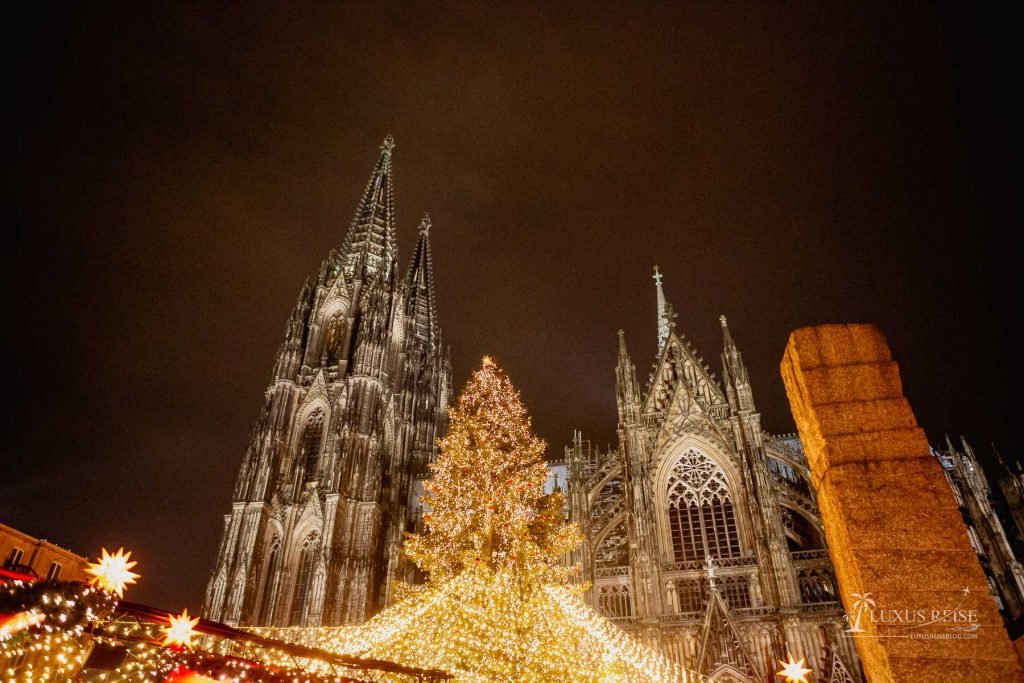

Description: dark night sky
[3,3,1016,611]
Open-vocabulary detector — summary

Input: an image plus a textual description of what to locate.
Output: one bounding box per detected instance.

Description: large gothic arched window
[259,543,280,623]
[301,409,325,481]
[322,312,346,366]
[666,449,740,562]
[290,533,319,625]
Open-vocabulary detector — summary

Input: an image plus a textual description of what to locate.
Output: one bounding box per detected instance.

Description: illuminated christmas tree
[259,358,699,682]
[403,355,579,585]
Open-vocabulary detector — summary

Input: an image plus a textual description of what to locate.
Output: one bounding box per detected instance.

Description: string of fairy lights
[0,356,816,682]
[0,549,411,682]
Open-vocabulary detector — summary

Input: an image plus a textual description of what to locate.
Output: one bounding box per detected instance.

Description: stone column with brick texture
[781,324,1021,682]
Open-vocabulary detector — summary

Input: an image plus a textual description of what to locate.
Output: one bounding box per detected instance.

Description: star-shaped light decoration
[162,609,200,647]
[777,655,813,682]
[482,355,496,367]
[85,547,140,597]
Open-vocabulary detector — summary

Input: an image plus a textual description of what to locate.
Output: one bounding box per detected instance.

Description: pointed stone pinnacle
[720,314,728,327]
[652,265,663,285]
[380,135,396,154]
[418,213,431,235]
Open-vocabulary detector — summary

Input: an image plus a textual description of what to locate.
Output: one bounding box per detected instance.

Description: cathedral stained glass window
[666,449,740,561]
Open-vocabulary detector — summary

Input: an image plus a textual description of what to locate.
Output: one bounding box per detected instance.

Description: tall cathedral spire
[653,266,669,351]
[205,139,452,630]
[405,213,439,346]
[340,136,398,283]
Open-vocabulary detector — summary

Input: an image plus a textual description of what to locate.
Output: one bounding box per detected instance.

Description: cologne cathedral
[564,269,862,682]
[204,138,450,628]
[203,138,1024,681]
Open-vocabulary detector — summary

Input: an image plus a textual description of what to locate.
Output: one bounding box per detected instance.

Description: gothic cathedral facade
[204,138,451,627]
[566,269,862,682]
[202,139,1019,681]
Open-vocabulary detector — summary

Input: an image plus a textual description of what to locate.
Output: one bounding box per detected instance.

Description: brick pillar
[780,324,1021,682]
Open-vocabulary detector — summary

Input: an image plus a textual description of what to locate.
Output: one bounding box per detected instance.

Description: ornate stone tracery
[665,449,740,561]
[289,532,320,625]
[597,582,633,619]
[300,409,325,480]
[594,519,629,568]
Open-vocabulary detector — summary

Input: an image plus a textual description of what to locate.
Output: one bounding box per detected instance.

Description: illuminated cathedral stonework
[204,138,450,627]
[564,270,862,682]
[200,140,1021,680]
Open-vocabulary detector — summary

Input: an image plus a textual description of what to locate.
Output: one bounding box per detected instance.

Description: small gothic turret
[615,330,641,427]
[720,315,756,414]
[654,266,669,352]
[404,214,439,348]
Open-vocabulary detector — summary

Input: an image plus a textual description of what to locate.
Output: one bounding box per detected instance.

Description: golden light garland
[0,579,118,682]
[0,610,46,639]
[1,570,421,682]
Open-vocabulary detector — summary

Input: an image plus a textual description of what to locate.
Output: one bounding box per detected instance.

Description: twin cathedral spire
[206,138,451,629]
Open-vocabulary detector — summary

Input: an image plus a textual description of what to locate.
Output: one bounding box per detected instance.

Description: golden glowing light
[777,655,813,682]
[253,359,701,682]
[85,547,140,597]
[0,610,45,639]
[162,608,200,647]
[164,671,220,683]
